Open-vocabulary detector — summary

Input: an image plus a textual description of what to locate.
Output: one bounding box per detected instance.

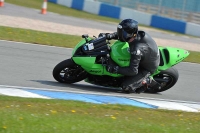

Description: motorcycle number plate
[88,43,94,50]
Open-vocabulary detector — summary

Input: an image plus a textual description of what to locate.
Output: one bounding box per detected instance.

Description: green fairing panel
[110,41,130,67]
[72,57,122,77]
[73,57,96,68]
[158,46,190,70]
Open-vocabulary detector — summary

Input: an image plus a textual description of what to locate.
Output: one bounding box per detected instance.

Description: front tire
[148,67,179,93]
[53,59,88,83]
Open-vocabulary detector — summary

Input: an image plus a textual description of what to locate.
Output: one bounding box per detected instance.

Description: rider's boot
[132,77,152,94]
[121,77,158,94]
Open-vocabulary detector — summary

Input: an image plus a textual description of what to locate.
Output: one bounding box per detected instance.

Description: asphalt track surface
[0,40,200,103]
[0,3,200,103]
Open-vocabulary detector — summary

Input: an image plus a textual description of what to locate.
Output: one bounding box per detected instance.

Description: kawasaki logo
[89,70,101,73]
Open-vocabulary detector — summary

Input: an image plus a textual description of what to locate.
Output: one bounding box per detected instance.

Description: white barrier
[83,0,101,15]
[120,7,152,26]
[57,0,72,7]
[185,22,200,37]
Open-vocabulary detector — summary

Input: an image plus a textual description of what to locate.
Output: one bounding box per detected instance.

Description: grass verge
[0,95,200,133]
[0,26,82,48]
[0,25,200,63]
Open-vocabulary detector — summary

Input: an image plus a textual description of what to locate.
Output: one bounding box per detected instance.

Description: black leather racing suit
[105,31,160,89]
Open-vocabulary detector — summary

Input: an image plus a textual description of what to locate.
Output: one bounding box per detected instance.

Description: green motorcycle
[53,34,190,93]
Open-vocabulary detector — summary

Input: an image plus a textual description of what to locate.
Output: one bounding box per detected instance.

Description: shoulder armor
[138,31,145,38]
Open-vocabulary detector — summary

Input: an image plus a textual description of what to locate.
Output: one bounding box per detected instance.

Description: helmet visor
[123,30,134,39]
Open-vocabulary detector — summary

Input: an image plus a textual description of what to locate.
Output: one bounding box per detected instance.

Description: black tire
[53,59,88,83]
[148,67,179,93]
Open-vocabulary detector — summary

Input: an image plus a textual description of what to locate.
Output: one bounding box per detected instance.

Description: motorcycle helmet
[117,19,138,42]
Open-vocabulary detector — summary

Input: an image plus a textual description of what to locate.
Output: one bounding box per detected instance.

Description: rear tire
[148,67,179,93]
[53,59,88,83]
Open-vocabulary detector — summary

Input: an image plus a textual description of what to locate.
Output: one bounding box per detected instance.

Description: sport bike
[53,34,189,93]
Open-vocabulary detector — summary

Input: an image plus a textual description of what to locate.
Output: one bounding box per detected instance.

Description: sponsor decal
[118,58,130,61]
[89,70,101,73]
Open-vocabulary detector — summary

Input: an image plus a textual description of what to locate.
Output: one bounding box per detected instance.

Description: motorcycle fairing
[72,38,189,77]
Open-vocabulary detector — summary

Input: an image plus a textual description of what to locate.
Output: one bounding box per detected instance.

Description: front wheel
[148,67,179,93]
[53,59,88,83]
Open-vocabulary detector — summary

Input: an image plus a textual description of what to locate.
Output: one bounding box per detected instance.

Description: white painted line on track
[133,98,199,112]
[179,62,200,65]
[0,87,51,99]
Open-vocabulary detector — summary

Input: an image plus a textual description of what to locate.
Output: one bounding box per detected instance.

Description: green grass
[0,25,199,63]
[0,26,82,48]
[1,95,200,133]
[183,51,200,63]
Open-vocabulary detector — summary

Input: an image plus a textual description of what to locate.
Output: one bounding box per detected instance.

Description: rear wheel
[148,67,179,93]
[53,59,88,83]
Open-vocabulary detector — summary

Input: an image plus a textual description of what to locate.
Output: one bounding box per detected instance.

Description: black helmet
[117,19,138,42]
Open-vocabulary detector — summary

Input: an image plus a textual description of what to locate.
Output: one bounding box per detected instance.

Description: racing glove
[105,33,113,40]
[98,33,117,40]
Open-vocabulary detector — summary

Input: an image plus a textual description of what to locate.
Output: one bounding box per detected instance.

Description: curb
[0,85,199,112]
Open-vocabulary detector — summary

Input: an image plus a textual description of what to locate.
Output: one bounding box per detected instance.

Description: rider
[99,19,160,93]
